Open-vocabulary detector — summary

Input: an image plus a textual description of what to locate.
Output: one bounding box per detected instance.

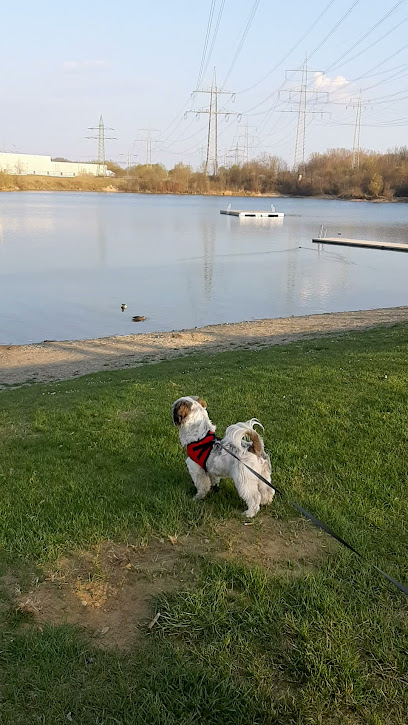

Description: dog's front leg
[186,458,212,500]
[210,476,221,491]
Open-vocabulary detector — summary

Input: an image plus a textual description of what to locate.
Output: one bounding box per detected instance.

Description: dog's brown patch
[246,429,263,457]
[190,396,207,408]
[172,399,192,426]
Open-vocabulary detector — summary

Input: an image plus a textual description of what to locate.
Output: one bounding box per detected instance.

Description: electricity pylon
[227,140,245,166]
[86,115,117,176]
[347,92,372,169]
[238,121,257,163]
[188,67,241,175]
[279,57,329,171]
[135,128,161,166]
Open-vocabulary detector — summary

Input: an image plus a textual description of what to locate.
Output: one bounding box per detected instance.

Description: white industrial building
[0,152,108,177]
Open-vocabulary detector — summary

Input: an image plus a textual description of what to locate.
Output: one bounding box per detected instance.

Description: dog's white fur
[172,396,274,518]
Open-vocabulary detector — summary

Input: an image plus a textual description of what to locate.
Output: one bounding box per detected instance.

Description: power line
[295,5,408,143]
[324,0,407,73]
[347,92,372,168]
[368,82,408,103]
[159,96,194,138]
[141,2,408,169]
[188,67,240,174]
[226,140,246,166]
[336,14,408,68]
[315,115,408,127]
[238,121,257,163]
[237,0,358,119]
[279,58,329,169]
[254,0,358,132]
[360,66,408,94]
[282,4,407,140]
[201,0,226,82]
[237,0,338,95]
[196,0,217,89]
[366,90,408,111]
[135,128,161,166]
[152,120,209,161]
[153,0,226,161]
[356,62,406,80]
[350,40,408,85]
[299,3,407,102]
[161,121,208,147]
[222,0,261,86]
[308,0,360,59]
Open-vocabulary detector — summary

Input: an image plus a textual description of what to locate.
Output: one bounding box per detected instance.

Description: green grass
[0,324,407,724]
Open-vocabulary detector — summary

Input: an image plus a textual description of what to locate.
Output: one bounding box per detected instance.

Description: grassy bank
[0,171,118,193]
[0,325,407,723]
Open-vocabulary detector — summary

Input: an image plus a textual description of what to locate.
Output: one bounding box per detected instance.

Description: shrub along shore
[1,146,408,199]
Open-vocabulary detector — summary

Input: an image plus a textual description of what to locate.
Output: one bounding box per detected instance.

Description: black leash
[218,442,408,598]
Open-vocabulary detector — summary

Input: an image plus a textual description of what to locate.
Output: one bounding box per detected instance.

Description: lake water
[0,192,407,345]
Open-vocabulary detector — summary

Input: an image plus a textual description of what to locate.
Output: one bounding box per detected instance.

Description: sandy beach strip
[1,306,408,389]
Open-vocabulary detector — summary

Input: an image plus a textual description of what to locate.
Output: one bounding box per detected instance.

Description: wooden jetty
[312,237,408,253]
[221,209,284,218]
[221,203,284,218]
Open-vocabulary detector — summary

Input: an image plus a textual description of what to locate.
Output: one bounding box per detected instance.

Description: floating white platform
[220,209,284,218]
[312,237,408,253]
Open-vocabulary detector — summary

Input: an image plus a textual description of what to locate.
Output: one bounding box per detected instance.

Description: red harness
[187,431,218,471]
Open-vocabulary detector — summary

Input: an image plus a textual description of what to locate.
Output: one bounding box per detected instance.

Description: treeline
[2,147,407,198]
[109,146,408,199]
[298,147,408,199]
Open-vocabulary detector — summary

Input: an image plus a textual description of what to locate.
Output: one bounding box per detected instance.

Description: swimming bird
[132,315,146,322]
[121,303,127,311]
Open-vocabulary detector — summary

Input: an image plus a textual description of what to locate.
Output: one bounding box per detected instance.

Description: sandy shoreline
[1,306,408,389]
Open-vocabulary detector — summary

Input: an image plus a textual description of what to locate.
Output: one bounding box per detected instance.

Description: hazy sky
[1,0,407,168]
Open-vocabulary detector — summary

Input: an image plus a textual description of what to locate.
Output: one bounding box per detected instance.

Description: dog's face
[172,396,207,426]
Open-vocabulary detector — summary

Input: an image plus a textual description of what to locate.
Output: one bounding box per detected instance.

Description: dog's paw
[194,493,206,501]
[242,508,259,518]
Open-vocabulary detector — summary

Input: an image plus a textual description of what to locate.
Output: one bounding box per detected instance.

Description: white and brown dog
[172,396,274,518]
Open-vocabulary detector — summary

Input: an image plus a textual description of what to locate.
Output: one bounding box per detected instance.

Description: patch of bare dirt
[214,516,334,574]
[15,540,186,649]
[7,517,334,649]
[1,307,407,389]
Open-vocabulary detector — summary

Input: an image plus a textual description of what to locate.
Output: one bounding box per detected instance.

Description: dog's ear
[172,399,192,426]
[190,395,207,409]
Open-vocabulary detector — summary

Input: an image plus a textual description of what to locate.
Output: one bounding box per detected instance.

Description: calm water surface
[0,192,407,344]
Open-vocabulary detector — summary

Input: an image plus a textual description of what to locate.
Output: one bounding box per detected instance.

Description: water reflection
[0,214,54,233]
[96,204,107,266]
[238,216,284,228]
[285,247,299,313]
[201,220,215,300]
[0,192,407,344]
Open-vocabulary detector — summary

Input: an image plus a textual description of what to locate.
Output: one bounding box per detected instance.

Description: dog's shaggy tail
[223,419,265,458]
